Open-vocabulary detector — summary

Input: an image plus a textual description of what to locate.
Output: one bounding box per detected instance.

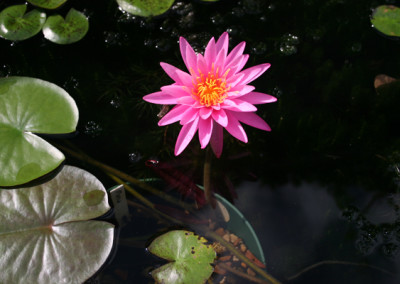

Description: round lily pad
[0,165,114,283]
[0,76,78,187]
[116,0,175,17]
[0,4,46,41]
[371,5,400,37]
[42,8,89,45]
[27,0,68,10]
[148,230,216,284]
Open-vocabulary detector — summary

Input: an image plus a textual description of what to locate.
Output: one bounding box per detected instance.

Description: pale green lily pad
[27,0,68,10]
[371,5,400,37]
[0,4,46,41]
[148,230,216,284]
[116,0,175,17]
[0,76,78,187]
[42,8,89,45]
[0,165,114,284]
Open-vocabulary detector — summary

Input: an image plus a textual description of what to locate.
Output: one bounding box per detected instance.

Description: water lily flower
[143,32,276,157]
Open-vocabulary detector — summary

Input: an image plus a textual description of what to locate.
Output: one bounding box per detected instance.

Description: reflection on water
[235,181,399,283]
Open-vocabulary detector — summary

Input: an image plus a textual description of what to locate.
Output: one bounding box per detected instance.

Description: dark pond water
[1,0,400,283]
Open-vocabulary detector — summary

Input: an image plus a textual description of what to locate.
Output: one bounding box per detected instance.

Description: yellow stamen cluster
[192,68,230,107]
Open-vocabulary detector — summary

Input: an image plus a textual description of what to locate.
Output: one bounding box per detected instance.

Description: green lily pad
[0,165,114,283]
[0,4,46,41]
[27,0,68,10]
[42,8,89,45]
[116,0,175,17]
[0,76,78,187]
[371,5,400,37]
[148,230,216,284]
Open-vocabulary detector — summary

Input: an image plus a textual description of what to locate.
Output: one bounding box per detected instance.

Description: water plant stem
[286,260,394,281]
[205,229,282,284]
[217,262,271,284]
[203,147,213,206]
[57,143,193,211]
[108,173,182,225]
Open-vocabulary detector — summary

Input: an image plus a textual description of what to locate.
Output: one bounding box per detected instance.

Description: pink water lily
[143,32,276,157]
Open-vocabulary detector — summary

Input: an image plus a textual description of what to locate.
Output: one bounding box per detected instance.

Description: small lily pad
[0,165,114,283]
[27,0,68,10]
[148,230,216,284]
[0,76,78,187]
[116,0,175,17]
[0,4,46,41]
[371,5,400,37]
[42,8,89,44]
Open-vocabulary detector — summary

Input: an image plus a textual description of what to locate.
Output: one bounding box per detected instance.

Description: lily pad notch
[148,230,216,284]
[0,76,79,188]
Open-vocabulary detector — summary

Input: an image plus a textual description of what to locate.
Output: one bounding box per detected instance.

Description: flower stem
[203,146,214,207]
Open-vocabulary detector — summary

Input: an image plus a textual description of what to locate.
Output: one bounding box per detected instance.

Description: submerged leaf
[42,8,89,44]
[148,230,216,284]
[145,160,206,208]
[116,0,175,17]
[371,5,400,37]
[0,166,114,283]
[0,76,78,187]
[0,4,46,41]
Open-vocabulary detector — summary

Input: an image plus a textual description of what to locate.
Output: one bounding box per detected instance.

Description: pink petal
[226,73,244,87]
[180,107,199,125]
[225,41,246,68]
[236,54,249,73]
[224,54,244,75]
[199,107,212,119]
[232,111,271,131]
[180,37,197,73]
[177,96,196,105]
[211,108,228,127]
[161,85,191,97]
[197,54,208,75]
[175,117,199,155]
[214,47,226,70]
[240,92,277,104]
[228,85,255,98]
[204,37,216,69]
[228,54,249,75]
[210,123,223,158]
[221,99,257,112]
[216,32,229,58]
[186,44,198,75]
[176,68,194,87]
[143,91,178,105]
[225,111,248,143]
[158,105,190,126]
[237,63,271,86]
[160,63,185,84]
[198,117,213,149]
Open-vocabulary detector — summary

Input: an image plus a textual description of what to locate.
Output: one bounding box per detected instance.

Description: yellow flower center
[192,68,230,107]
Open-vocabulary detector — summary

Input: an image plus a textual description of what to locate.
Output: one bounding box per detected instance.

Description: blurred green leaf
[116,0,175,17]
[27,0,67,10]
[148,230,216,284]
[371,5,400,37]
[0,4,46,41]
[0,77,78,187]
[0,165,114,283]
[42,8,89,44]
